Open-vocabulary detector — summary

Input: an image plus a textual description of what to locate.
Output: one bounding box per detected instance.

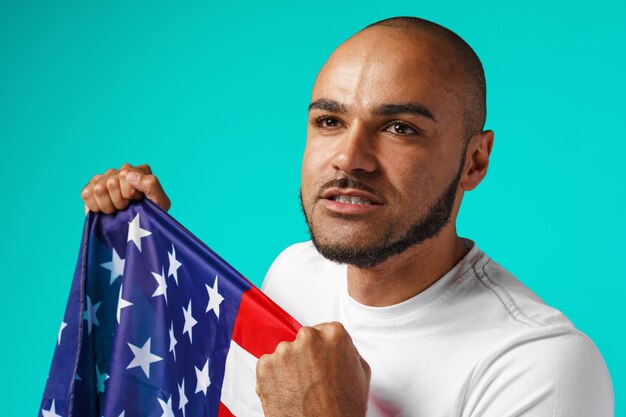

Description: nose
[331,123,378,175]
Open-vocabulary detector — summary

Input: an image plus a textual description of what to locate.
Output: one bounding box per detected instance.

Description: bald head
[362,17,487,137]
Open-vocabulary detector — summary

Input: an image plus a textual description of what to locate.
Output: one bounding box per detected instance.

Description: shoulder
[455,246,613,415]
[261,241,318,293]
[260,241,346,323]
[461,249,575,329]
[448,244,614,415]
[461,322,614,416]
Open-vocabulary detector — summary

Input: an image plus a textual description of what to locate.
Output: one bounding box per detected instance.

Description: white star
[118,412,125,417]
[195,359,211,396]
[42,400,62,417]
[127,213,152,252]
[57,322,67,345]
[127,338,163,378]
[95,364,109,393]
[167,244,182,285]
[116,284,133,324]
[178,379,189,417]
[169,321,177,361]
[83,295,101,335]
[157,395,175,417]
[205,275,224,318]
[182,300,197,344]
[100,248,125,284]
[151,267,168,304]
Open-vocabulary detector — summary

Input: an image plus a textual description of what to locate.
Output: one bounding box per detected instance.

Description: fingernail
[127,172,140,182]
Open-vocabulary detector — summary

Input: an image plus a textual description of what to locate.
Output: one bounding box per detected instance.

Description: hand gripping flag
[40,199,301,417]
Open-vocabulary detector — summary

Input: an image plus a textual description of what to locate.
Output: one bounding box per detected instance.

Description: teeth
[334,195,372,205]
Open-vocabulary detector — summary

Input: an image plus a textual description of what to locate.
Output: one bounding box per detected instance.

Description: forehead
[312,28,465,121]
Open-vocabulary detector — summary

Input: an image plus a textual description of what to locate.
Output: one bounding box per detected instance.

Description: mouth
[331,195,374,205]
[320,187,384,205]
[318,188,384,214]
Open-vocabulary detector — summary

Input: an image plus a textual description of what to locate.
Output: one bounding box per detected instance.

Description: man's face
[300,28,470,268]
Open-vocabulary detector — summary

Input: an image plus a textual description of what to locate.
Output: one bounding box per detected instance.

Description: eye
[385,122,419,136]
[314,116,342,129]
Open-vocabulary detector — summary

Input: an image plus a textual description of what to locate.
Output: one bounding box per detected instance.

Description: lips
[320,187,384,206]
[320,187,384,214]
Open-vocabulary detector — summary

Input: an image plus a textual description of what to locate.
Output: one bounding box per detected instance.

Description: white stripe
[221,340,264,416]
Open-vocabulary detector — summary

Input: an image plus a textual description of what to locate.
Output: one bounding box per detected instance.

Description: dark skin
[301,28,493,308]
[81,26,493,416]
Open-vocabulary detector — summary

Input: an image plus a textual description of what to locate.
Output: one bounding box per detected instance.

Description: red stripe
[232,286,301,359]
[218,401,236,417]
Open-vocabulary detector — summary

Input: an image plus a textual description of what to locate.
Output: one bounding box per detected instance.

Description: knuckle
[106,178,118,190]
[297,326,317,342]
[104,168,116,175]
[136,164,152,174]
[93,184,106,196]
[120,162,133,170]
[81,188,90,199]
[256,354,270,375]
[145,174,158,187]
[326,321,345,337]
[328,321,345,330]
[274,340,290,356]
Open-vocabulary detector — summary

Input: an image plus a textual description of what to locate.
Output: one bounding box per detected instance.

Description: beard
[300,152,466,269]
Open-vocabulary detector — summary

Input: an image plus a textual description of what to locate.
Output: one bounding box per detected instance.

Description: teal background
[1,0,624,415]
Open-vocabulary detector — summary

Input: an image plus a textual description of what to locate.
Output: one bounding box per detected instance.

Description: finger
[93,176,116,214]
[313,322,332,331]
[295,326,318,343]
[119,162,133,171]
[135,163,152,175]
[106,175,129,210]
[82,174,103,213]
[255,354,267,397]
[119,169,145,201]
[126,172,171,211]
[314,321,347,339]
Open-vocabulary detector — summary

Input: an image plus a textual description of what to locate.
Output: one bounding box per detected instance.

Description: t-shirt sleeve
[461,327,614,417]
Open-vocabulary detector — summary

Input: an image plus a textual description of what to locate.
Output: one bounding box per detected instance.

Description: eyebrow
[308,99,347,114]
[373,103,436,122]
[308,98,436,122]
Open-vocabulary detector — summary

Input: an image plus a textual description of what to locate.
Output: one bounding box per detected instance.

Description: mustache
[317,176,383,199]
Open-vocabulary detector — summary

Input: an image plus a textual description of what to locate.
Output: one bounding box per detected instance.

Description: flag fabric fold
[40,199,301,417]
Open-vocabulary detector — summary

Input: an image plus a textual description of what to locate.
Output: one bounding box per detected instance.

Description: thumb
[126,172,171,211]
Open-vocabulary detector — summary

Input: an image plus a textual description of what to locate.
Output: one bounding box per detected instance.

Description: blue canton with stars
[40,199,252,417]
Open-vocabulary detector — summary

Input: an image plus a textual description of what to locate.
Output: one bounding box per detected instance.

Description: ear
[460,130,494,191]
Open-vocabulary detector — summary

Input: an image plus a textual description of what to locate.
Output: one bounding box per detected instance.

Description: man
[81,17,613,416]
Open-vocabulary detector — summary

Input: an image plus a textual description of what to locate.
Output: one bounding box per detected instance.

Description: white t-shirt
[261,239,614,417]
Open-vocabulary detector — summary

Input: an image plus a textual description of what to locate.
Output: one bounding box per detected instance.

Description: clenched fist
[81,163,170,214]
[256,322,370,417]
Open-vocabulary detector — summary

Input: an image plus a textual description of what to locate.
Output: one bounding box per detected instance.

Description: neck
[346,226,468,307]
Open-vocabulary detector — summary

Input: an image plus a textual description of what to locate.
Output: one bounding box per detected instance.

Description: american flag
[40,199,301,417]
